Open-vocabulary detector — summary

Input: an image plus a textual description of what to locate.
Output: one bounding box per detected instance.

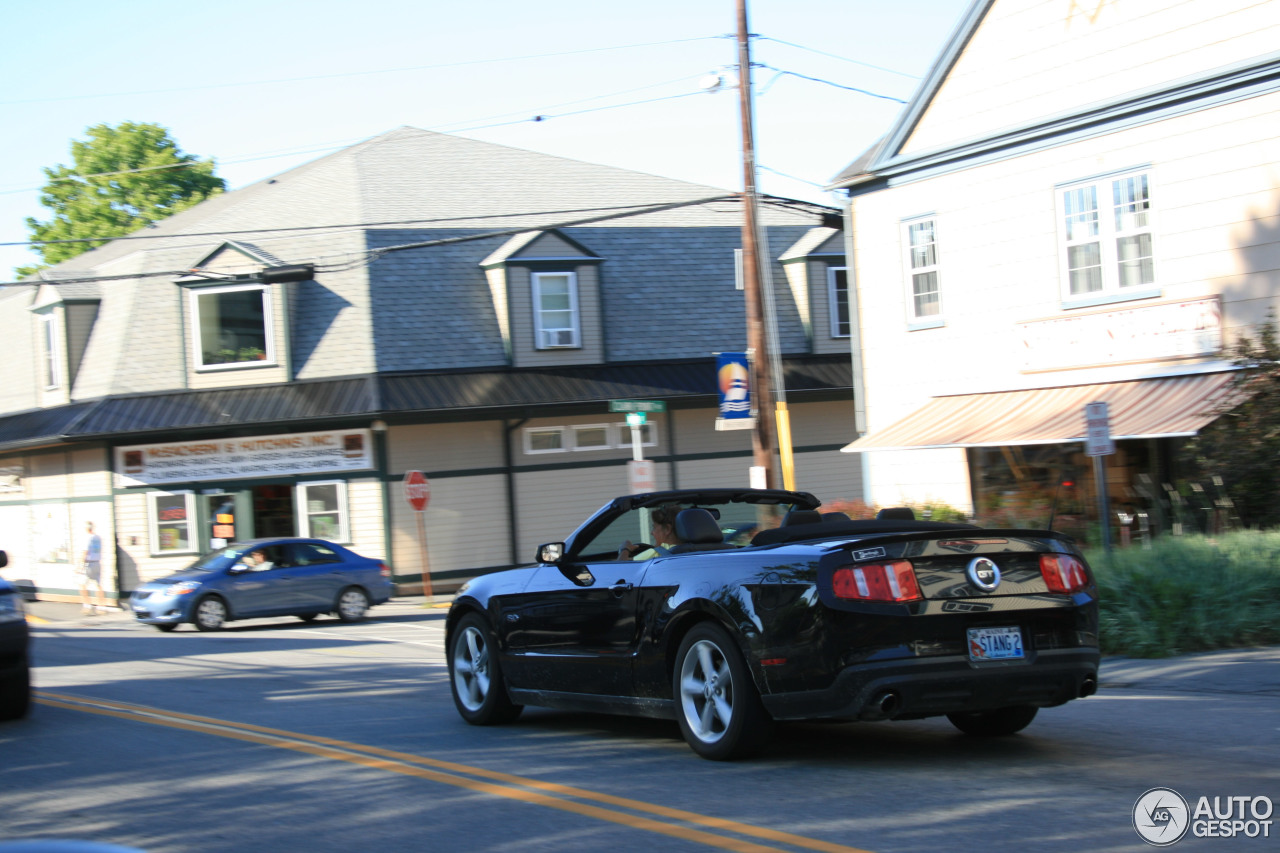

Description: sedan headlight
[164,581,202,596]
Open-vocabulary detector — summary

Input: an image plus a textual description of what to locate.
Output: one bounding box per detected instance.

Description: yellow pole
[776,402,796,491]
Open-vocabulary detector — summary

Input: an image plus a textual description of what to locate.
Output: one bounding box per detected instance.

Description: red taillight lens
[833,560,921,602]
[379,562,391,579]
[1039,554,1090,593]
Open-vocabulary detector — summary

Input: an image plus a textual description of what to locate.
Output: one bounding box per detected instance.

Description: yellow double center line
[37,691,871,853]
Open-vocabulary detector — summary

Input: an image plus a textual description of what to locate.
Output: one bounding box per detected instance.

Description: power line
[756,63,906,103]
[756,36,921,81]
[0,37,722,107]
[2,192,835,288]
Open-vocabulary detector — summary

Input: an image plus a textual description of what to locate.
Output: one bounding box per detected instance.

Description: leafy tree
[1180,313,1280,528]
[19,122,225,276]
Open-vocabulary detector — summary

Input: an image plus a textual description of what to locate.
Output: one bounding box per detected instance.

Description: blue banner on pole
[715,352,755,431]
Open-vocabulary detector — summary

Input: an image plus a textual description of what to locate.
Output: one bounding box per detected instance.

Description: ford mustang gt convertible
[446,488,1099,759]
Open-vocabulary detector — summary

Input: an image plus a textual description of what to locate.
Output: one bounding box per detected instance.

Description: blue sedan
[129,538,393,632]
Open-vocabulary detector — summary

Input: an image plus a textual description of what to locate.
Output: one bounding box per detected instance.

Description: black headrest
[876,507,915,521]
[782,509,823,527]
[822,511,851,522]
[674,508,724,545]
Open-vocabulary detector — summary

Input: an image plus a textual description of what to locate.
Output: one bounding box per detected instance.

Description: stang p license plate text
[967,625,1024,661]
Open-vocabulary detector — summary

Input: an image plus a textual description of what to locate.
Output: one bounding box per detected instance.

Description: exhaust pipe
[861,690,901,720]
[1079,676,1097,697]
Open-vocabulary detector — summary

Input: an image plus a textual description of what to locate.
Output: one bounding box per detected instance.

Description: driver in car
[241,549,274,571]
[618,504,684,560]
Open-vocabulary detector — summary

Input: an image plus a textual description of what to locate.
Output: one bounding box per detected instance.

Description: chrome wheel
[448,613,522,724]
[336,588,369,623]
[678,638,735,745]
[453,624,491,712]
[194,597,227,632]
[672,623,771,759]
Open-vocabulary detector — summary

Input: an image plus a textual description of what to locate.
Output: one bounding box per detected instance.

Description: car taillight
[833,560,921,602]
[379,562,391,578]
[1039,554,1090,593]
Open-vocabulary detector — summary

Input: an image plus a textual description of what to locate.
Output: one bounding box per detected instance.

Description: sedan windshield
[183,545,253,572]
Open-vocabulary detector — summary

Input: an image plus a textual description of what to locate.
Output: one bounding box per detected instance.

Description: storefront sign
[1018,297,1222,372]
[115,429,374,486]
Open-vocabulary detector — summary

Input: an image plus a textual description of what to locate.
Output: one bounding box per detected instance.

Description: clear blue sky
[0,0,970,278]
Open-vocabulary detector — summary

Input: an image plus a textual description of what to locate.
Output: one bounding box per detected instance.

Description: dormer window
[40,314,60,389]
[191,284,274,369]
[532,272,580,349]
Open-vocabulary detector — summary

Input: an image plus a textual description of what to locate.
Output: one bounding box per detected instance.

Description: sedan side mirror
[536,542,564,564]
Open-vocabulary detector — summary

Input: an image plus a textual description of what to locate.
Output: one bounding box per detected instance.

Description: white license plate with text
[967,626,1024,661]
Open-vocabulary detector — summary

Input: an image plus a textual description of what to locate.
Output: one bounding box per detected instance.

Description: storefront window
[299,481,348,542]
[149,491,196,554]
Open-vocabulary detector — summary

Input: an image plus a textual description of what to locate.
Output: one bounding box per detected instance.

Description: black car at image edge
[446,488,1100,760]
[0,549,30,721]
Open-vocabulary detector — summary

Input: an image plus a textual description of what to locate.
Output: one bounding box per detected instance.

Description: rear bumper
[760,647,1100,721]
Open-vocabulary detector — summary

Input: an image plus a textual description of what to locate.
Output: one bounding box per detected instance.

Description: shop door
[252,485,296,539]
[204,494,238,552]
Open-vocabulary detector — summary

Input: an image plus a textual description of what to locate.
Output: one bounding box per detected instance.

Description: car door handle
[610,580,633,596]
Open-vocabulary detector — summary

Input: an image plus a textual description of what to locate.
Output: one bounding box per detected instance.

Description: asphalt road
[3,598,1277,853]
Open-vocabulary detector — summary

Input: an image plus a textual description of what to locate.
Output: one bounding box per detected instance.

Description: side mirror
[0,550,7,569]
[535,542,565,564]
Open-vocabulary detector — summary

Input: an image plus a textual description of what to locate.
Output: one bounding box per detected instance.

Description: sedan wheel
[947,704,1039,736]
[673,623,771,760]
[336,588,370,623]
[449,613,522,724]
[193,596,228,632]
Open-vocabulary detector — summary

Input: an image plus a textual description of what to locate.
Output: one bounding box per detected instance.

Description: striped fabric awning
[843,371,1241,452]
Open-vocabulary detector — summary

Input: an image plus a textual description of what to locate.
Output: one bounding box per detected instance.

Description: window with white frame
[616,421,657,449]
[297,481,348,541]
[532,272,580,349]
[1058,171,1154,299]
[40,314,59,389]
[524,426,566,454]
[901,217,942,320]
[572,424,613,451]
[191,284,274,368]
[149,491,197,554]
[828,267,850,337]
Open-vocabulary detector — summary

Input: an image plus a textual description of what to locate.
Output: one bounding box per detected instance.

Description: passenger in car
[618,503,684,560]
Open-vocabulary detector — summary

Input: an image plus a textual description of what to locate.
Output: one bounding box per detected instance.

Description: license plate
[967,626,1024,661]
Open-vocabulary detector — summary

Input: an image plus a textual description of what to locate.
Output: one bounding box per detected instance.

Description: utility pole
[736,0,779,488]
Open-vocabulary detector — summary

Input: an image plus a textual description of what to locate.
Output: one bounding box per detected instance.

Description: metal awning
[843,371,1240,452]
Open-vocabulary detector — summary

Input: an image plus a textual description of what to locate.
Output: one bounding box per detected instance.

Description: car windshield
[183,545,255,572]
[575,498,793,558]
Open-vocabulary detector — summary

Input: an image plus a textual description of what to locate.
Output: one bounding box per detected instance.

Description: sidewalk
[23,594,451,626]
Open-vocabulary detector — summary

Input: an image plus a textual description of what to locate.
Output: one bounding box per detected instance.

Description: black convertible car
[446,488,1099,759]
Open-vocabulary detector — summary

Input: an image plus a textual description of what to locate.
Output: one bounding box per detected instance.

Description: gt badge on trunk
[966,557,1001,592]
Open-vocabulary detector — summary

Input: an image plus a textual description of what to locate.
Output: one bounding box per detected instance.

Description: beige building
[831,0,1279,538]
[0,129,859,601]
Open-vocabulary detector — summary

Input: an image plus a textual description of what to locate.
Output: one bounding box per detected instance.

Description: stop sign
[404,470,430,512]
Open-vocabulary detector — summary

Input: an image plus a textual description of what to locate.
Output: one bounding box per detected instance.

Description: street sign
[609,399,666,413]
[403,470,431,512]
[1085,402,1114,457]
[625,412,647,427]
[628,459,656,494]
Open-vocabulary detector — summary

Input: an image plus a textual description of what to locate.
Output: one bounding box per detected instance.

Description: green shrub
[1084,531,1280,657]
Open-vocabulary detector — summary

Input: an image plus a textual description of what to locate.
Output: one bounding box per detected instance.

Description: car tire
[336,587,370,623]
[154,623,178,633]
[947,705,1039,736]
[673,622,772,760]
[0,659,31,721]
[449,613,522,725]
[193,596,229,632]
